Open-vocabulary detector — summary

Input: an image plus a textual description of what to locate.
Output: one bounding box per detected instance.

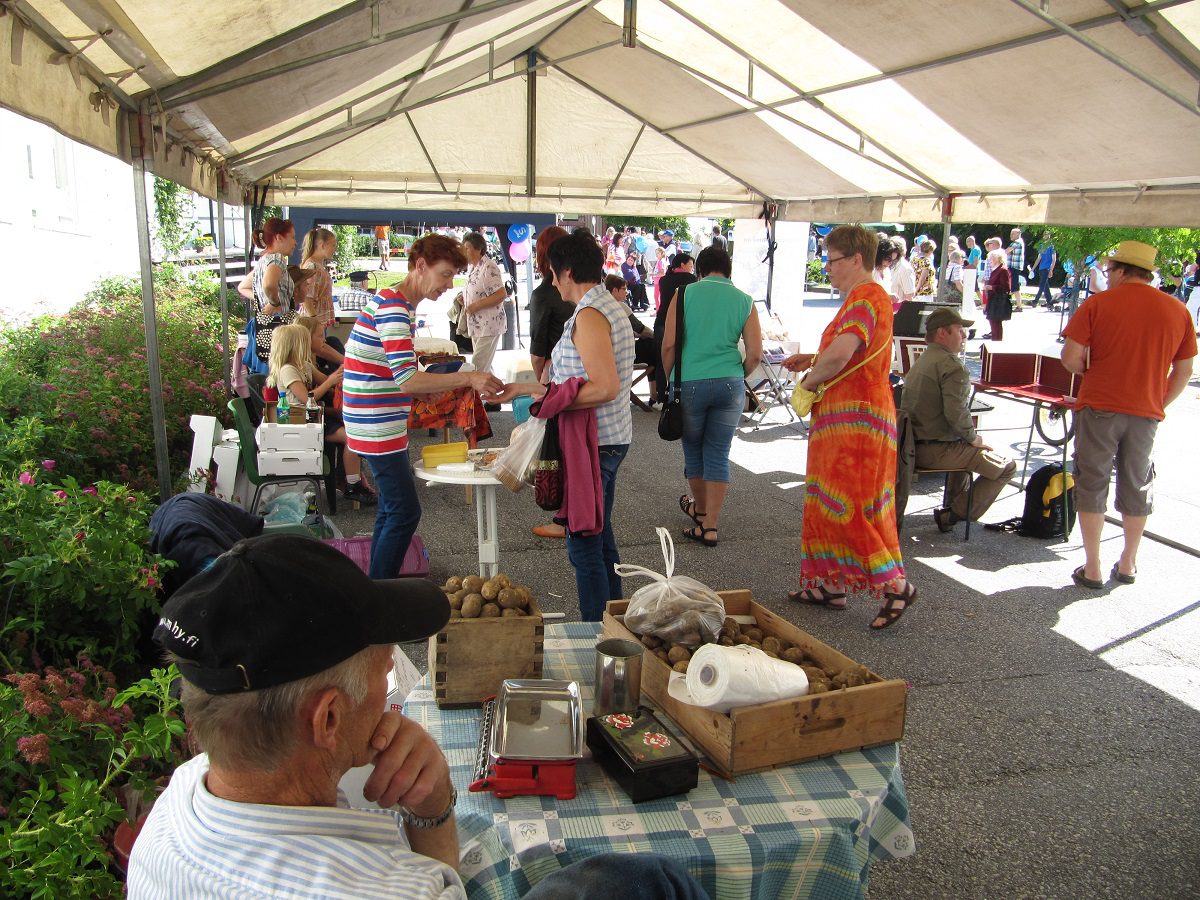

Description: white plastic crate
[257,448,323,476]
[257,421,322,452]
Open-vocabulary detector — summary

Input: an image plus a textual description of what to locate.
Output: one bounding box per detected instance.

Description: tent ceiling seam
[1007,0,1200,118]
[156,0,531,109]
[552,64,769,201]
[654,0,947,196]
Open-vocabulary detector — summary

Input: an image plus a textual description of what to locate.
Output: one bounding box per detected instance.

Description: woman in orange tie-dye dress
[782,225,917,629]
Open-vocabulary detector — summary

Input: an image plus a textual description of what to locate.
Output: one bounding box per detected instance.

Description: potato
[497,588,523,609]
[481,602,501,618]
[808,680,829,694]
[722,617,740,634]
[748,641,761,650]
[451,588,469,603]
[461,575,485,593]
[448,594,464,611]
[514,586,534,608]
[718,635,735,646]
[501,607,523,618]
[734,633,752,645]
[800,665,826,683]
[460,596,483,619]
[742,626,764,643]
[444,576,463,592]
[653,648,670,662]
[481,579,502,600]
[672,660,690,673]
[448,608,462,619]
[781,648,805,665]
[640,634,662,650]
[493,573,512,589]
[762,636,782,655]
[667,645,691,664]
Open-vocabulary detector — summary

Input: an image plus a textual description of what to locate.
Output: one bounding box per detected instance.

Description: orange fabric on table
[409,388,494,443]
[801,281,905,594]
[1061,282,1197,421]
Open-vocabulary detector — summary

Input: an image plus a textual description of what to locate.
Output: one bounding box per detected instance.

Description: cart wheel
[1034,402,1075,447]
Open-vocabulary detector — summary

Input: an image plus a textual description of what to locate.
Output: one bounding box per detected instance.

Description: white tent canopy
[4,0,1200,225]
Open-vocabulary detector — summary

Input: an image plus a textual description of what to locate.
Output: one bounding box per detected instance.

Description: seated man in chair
[900,308,1016,531]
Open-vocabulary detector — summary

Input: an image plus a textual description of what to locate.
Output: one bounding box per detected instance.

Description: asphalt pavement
[331,286,1200,899]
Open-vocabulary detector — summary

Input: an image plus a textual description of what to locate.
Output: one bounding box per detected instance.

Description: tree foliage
[151,176,193,259]
[608,216,691,241]
[1042,226,1200,276]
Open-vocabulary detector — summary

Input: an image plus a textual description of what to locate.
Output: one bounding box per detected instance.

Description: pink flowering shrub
[0,470,170,674]
[0,264,229,491]
[1,661,184,898]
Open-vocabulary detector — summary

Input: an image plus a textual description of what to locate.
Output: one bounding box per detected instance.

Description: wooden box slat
[428,600,544,709]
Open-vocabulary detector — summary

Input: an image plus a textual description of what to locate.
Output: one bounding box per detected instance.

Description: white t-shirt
[891,259,917,301]
[1088,265,1108,295]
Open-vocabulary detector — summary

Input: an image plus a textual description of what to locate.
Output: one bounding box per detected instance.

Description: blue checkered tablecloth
[404,623,915,900]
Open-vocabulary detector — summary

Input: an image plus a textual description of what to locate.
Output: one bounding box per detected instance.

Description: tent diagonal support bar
[656,0,947,196]
[157,0,532,109]
[645,45,942,196]
[1100,0,1200,82]
[807,0,1196,97]
[1007,0,1200,117]
[552,66,768,201]
[606,123,645,201]
[226,0,588,165]
[251,39,620,181]
[406,113,447,191]
[387,0,475,114]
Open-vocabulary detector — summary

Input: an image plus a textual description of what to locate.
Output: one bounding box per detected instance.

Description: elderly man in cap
[128,535,706,899]
[901,308,1017,531]
[1061,241,1196,589]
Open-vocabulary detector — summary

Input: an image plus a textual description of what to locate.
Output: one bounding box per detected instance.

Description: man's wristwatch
[400,787,457,829]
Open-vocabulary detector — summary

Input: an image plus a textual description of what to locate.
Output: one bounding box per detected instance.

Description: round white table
[413,465,503,578]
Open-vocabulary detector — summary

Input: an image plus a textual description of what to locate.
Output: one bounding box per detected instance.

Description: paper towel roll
[672,644,809,713]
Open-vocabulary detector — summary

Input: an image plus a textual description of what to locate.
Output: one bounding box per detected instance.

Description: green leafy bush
[332,224,358,273]
[0,467,169,675]
[353,232,376,258]
[0,265,227,490]
[1,662,185,899]
[806,258,829,286]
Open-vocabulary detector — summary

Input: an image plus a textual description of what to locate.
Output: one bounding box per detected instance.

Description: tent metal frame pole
[526,51,537,198]
[656,0,947,197]
[156,0,533,108]
[386,0,475,115]
[217,197,231,398]
[130,149,172,498]
[553,67,769,201]
[764,206,777,314]
[646,46,942,195]
[606,124,645,201]
[938,197,953,294]
[288,185,757,204]
[241,40,621,177]
[226,0,589,167]
[406,114,448,192]
[807,0,1194,98]
[1007,0,1200,117]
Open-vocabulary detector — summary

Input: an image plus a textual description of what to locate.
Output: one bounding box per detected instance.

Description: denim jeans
[681,377,744,482]
[523,852,708,899]
[566,444,628,621]
[1033,268,1053,305]
[364,450,421,579]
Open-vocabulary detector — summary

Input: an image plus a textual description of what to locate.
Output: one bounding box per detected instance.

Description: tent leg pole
[939,213,953,293]
[217,199,231,398]
[131,158,173,499]
[764,207,777,313]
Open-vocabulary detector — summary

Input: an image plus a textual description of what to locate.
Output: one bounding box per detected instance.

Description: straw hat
[1106,240,1158,271]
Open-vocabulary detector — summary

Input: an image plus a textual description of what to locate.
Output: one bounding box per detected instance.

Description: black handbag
[533,416,564,511]
[657,285,685,441]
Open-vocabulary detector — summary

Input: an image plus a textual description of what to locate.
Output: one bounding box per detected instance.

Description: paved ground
[330,285,1200,899]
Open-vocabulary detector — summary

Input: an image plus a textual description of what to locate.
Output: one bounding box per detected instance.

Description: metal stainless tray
[489,679,583,762]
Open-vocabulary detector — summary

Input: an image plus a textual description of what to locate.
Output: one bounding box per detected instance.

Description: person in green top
[660,246,762,547]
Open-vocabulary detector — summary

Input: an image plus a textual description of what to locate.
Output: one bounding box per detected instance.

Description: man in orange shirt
[375,224,390,271]
[1061,241,1196,589]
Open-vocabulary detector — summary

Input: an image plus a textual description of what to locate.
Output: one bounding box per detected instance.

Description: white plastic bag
[614,528,725,648]
[493,415,546,492]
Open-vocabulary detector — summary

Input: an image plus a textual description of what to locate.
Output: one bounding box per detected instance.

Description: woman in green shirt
[660,246,762,547]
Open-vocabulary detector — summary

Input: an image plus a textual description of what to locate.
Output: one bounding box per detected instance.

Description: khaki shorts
[1072,407,1158,516]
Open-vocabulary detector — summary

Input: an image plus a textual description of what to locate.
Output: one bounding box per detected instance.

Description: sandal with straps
[679,494,706,526]
[682,525,718,547]
[787,586,848,609]
[870,583,918,630]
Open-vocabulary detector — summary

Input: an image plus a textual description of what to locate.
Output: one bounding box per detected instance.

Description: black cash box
[585,707,699,803]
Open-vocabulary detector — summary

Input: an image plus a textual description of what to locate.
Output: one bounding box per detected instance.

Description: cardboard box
[602,591,907,776]
[257,420,323,451]
[256,448,323,476]
[428,599,544,708]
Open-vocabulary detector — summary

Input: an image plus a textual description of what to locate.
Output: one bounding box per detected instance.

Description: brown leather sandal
[682,526,718,547]
[870,583,917,630]
[787,586,848,609]
[679,494,706,526]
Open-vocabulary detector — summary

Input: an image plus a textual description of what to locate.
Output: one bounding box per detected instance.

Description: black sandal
[682,526,718,547]
[787,586,847,609]
[870,583,917,630]
[679,495,706,526]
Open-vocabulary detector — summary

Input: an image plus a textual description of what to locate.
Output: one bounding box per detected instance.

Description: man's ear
[306,686,344,752]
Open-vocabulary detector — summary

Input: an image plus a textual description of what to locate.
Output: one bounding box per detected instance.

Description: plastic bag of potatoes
[614,528,724,648]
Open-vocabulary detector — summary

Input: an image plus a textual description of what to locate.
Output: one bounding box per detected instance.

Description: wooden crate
[602,590,907,776]
[428,600,544,708]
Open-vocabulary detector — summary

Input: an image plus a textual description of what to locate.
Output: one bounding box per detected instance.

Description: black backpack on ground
[986,464,1077,539]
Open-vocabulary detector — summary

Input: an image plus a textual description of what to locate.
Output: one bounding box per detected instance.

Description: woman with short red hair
[237,217,298,361]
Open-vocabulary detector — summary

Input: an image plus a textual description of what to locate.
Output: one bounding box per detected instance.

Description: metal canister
[593,638,643,717]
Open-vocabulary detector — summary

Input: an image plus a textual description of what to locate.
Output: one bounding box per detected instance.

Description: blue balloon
[507,223,531,243]
[635,235,650,253]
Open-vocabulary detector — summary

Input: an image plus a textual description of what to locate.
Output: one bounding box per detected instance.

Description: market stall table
[414,465,503,578]
[403,623,915,900]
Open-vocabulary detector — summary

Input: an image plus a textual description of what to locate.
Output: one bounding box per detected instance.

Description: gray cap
[925,307,974,334]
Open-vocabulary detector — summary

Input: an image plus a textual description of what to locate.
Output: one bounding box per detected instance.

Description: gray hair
[462,231,488,253]
[175,645,388,771]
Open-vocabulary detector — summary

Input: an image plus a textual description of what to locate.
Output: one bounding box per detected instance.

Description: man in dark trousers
[901,308,1016,532]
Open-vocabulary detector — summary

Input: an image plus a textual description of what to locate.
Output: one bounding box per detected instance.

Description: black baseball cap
[155,534,449,694]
